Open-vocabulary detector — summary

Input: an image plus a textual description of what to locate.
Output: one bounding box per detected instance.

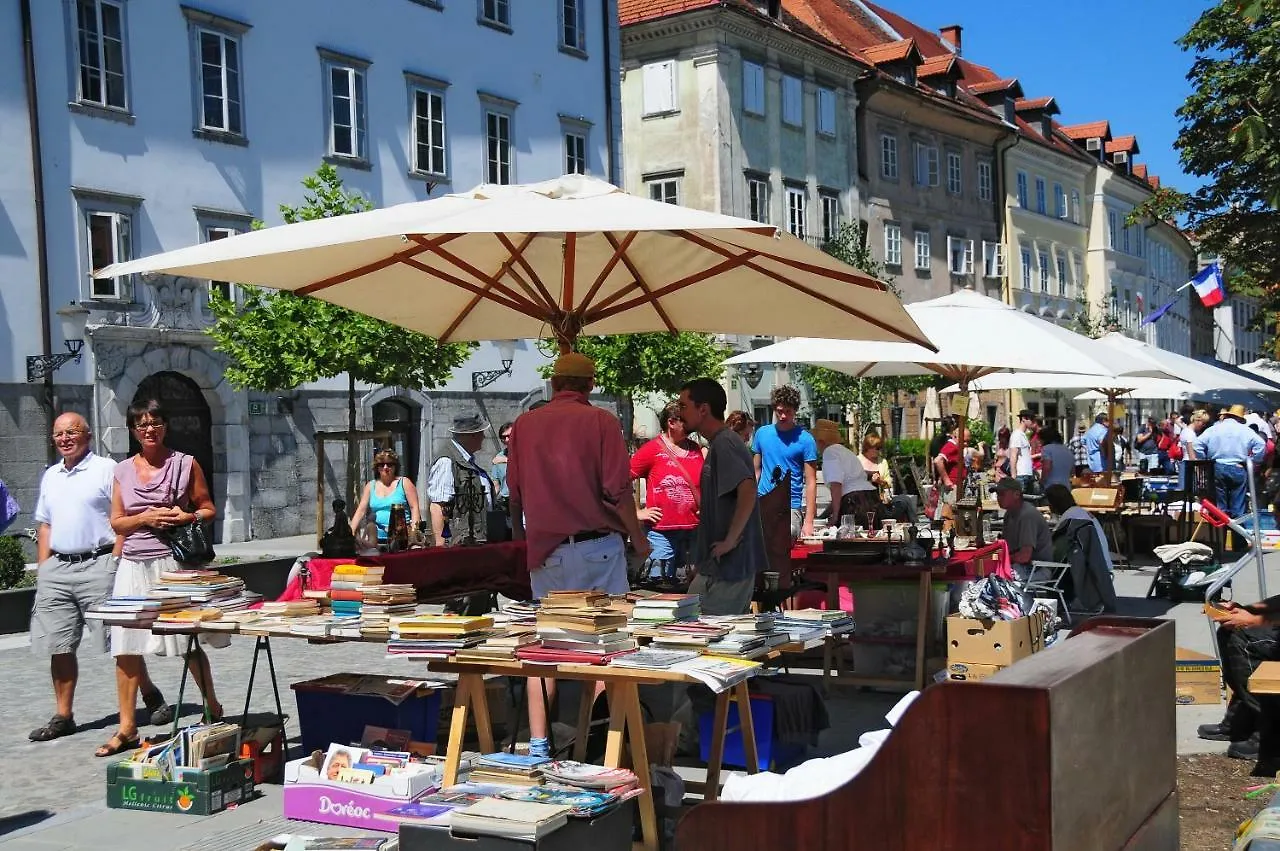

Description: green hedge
[0,536,27,590]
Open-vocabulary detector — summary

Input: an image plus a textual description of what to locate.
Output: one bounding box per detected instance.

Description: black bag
[156,454,216,566]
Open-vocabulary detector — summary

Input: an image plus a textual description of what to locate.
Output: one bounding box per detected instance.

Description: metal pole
[1248,457,1267,599]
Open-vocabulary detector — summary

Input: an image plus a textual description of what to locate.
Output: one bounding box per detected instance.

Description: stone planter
[0,586,36,635]
[218,556,298,601]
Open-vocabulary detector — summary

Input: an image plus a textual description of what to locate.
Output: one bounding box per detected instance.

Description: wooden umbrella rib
[296,233,461,296]
[495,233,558,311]
[588,251,759,324]
[502,239,559,310]
[418,242,535,307]
[676,230,884,290]
[598,232,676,334]
[578,231,637,316]
[584,281,643,315]
[438,234,537,342]
[399,256,544,319]
[488,233,548,310]
[561,233,577,312]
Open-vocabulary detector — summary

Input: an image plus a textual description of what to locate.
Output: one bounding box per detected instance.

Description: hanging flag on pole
[1190,263,1226,308]
[1141,277,1197,326]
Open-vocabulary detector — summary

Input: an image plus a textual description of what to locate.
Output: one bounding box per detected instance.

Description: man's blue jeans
[1215,461,1248,518]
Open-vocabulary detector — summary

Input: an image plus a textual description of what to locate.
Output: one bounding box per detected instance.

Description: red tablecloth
[276,541,531,603]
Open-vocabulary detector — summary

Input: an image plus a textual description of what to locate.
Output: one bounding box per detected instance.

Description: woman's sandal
[94,731,140,758]
[142,689,173,726]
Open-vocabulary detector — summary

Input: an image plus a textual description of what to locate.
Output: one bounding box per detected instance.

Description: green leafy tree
[208,163,474,504]
[540,332,730,437]
[1131,1,1280,343]
[794,222,931,434]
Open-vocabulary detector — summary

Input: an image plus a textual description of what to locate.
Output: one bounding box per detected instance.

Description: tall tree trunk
[347,373,359,510]
[619,396,634,447]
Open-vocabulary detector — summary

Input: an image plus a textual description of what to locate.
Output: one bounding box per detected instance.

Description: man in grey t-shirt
[996,478,1053,597]
[677,378,766,615]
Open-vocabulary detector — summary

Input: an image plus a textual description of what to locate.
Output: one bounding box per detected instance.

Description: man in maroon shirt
[507,351,649,758]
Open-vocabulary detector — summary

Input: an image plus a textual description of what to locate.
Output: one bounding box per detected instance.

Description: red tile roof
[618,0,720,26]
[1105,135,1139,154]
[917,55,957,78]
[782,0,893,58]
[1132,163,1148,180]
[861,38,917,65]
[1147,175,1161,190]
[1061,121,1111,140]
[1015,96,1057,113]
[968,78,1021,95]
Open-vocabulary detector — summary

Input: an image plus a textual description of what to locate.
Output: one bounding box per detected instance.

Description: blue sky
[879,0,1211,193]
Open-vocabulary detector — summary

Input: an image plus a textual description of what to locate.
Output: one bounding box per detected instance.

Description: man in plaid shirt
[1069,424,1089,476]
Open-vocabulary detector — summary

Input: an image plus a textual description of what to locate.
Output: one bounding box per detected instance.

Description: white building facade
[1,0,620,540]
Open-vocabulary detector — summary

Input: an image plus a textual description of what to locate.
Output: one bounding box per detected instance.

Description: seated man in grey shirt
[677,378,767,616]
[996,477,1054,593]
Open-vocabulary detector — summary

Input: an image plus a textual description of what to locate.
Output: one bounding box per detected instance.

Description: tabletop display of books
[260,599,322,618]
[317,742,441,786]
[774,609,856,641]
[453,627,538,663]
[629,593,701,624]
[151,570,247,606]
[465,752,550,787]
[608,648,701,670]
[114,720,241,782]
[449,797,574,842]
[538,760,640,795]
[86,595,194,626]
[387,614,496,659]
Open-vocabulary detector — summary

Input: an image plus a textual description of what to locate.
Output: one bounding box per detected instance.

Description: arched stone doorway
[130,371,216,504]
[373,399,422,486]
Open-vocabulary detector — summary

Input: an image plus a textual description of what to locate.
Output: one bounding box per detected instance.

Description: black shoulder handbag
[156,453,216,566]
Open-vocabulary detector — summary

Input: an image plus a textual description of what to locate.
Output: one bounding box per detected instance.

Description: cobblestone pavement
[0,630,450,822]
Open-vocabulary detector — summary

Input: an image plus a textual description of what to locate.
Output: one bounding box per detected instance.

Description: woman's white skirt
[111,555,231,657]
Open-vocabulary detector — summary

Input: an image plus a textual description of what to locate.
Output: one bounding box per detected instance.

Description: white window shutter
[643,61,676,115]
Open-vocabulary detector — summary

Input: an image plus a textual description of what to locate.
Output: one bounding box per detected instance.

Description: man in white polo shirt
[28,412,123,742]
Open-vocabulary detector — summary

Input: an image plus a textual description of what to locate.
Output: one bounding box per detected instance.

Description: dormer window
[889,63,915,87]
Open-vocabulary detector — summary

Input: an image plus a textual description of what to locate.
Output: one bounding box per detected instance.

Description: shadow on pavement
[0,810,55,837]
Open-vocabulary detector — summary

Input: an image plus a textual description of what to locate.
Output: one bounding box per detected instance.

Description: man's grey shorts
[688,572,756,617]
[30,553,117,656]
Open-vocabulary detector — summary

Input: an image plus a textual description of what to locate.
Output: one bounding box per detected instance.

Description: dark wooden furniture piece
[676,616,1176,851]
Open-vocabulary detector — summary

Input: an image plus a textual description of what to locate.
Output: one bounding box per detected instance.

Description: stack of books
[608,648,700,670]
[524,604,633,664]
[260,599,322,617]
[86,595,194,626]
[328,565,388,617]
[466,752,549,786]
[774,609,855,642]
[703,613,788,657]
[453,627,539,662]
[450,798,572,842]
[648,621,730,651]
[386,614,495,659]
[153,608,224,632]
[540,760,640,796]
[495,600,539,627]
[496,786,622,818]
[629,593,701,625]
[114,720,241,781]
[361,584,416,613]
[151,571,247,607]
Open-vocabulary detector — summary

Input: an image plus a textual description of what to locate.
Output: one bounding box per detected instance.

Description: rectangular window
[1136,227,1145,258]
[564,131,586,175]
[747,177,770,223]
[913,143,939,187]
[884,222,902,266]
[1054,183,1067,219]
[1021,248,1032,289]
[485,110,512,184]
[204,225,238,302]
[914,230,930,271]
[946,152,962,195]
[411,87,447,175]
[977,161,992,202]
[820,195,840,241]
[1038,250,1050,292]
[1123,223,1131,254]
[481,0,510,26]
[648,177,679,205]
[781,75,803,126]
[77,0,127,110]
[743,61,765,116]
[881,134,898,180]
[948,236,974,275]
[1016,172,1028,208]
[1107,210,1118,248]
[641,61,676,116]
[786,187,807,239]
[816,87,836,136]
[560,0,585,51]
[1057,256,1068,297]
[1073,256,1083,290]
[86,210,132,299]
[1035,178,1046,214]
[327,63,367,159]
[1070,189,1081,224]
[982,241,1004,278]
[196,29,242,134]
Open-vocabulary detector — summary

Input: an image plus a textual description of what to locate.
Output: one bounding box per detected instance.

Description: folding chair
[1024,560,1074,627]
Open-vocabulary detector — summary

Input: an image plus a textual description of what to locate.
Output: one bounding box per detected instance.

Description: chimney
[940,24,962,55]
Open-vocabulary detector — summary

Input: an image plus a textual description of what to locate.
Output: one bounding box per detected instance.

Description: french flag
[1191,263,1226,308]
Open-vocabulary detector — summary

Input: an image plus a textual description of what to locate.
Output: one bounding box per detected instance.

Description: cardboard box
[105,758,255,815]
[1251,661,1280,695]
[946,661,1003,682]
[282,754,442,832]
[1175,647,1223,705]
[946,612,1047,666]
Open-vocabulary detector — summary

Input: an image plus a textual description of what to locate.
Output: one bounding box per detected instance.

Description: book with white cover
[449,797,572,840]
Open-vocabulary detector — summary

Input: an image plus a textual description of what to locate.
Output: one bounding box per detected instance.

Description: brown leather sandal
[94,731,139,758]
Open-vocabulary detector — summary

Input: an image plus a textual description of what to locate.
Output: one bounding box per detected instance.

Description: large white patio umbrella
[98,175,930,353]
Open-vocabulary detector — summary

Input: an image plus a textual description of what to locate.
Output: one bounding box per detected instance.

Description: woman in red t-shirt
[630,402,705,582]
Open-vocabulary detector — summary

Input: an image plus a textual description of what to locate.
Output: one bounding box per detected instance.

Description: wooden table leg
[442,674,478,787]
[618,682,658,851]
[703,689,731,802]
[602,682,628,767]
[572,682,594,762]
[732,681,759,775]
[470,675,495,755]
[914,570,931,691]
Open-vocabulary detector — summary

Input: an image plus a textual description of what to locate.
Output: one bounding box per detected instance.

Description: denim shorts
[531,533,630,598]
